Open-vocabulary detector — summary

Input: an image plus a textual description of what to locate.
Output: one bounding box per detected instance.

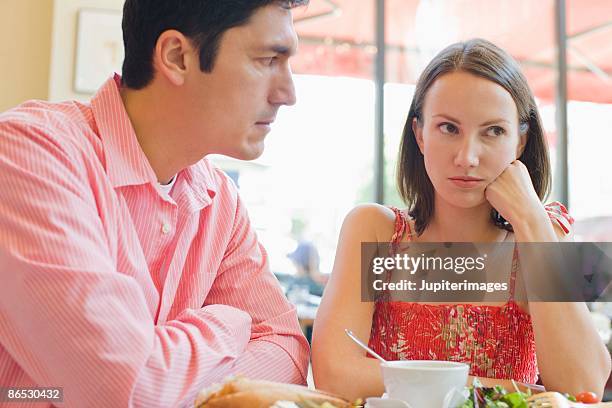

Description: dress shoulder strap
[509,243,520,301]
[388,206,413,245]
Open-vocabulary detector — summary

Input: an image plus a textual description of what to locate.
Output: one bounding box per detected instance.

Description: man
[0,1,309,406]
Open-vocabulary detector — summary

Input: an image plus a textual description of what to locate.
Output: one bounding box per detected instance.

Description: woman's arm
[485,161,611,398]
[513,207,611,399]
[311,204,392,401]
[311,204,548,401]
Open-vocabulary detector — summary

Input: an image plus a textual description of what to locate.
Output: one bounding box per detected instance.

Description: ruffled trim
[389,206,407,244]
[544,201,574,235]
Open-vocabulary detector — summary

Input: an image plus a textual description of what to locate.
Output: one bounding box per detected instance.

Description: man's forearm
[229,337,310,385]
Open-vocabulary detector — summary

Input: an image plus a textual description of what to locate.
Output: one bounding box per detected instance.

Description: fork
[527,392,612,407]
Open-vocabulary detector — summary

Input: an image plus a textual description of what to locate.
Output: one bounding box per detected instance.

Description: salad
[458,383,530,408]
[457,379,584,408]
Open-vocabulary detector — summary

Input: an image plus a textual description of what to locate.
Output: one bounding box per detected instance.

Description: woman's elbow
[312,351,340,393]
[589,347,611,399]
[552,350,611,400]
[312,354,357,400]
[596,353,612,399]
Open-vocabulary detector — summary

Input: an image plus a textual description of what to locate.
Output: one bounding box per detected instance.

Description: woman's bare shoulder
[343,203,401,243]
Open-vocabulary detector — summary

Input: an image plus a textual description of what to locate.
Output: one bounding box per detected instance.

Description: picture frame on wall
[73,8,123,94]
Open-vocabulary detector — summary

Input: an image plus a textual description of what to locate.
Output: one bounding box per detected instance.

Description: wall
[0,0,54,111]
[48,0,124,102]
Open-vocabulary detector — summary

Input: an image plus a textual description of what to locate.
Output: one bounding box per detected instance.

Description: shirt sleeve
[204,188,310,385]
[0,119,254,407]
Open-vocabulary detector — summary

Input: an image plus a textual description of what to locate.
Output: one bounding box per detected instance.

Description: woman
[311,39,610,401]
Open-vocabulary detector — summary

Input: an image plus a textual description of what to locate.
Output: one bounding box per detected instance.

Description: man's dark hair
[121,0,308,89]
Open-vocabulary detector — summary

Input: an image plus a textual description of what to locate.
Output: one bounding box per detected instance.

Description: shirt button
[161,222,171,234]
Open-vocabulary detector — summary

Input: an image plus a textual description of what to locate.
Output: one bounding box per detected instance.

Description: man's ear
[412,117,425,154]
[153,30,195,86]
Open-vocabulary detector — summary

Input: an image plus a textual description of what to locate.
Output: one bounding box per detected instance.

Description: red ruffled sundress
[367,202,574,383]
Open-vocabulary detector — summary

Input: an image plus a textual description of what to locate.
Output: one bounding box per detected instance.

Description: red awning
[292,0,612,104]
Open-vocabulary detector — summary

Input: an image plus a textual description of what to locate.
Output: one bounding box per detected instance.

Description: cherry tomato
[575,391,598,404]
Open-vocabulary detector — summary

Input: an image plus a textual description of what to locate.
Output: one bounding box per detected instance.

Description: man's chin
[243,150,264,161]
[228,143,265,161]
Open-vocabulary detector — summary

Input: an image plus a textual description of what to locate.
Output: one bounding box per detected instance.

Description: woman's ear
[516,127,527,158]
[412,117,425,154]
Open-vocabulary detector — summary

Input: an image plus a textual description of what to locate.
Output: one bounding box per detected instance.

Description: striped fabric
[0,74,309,407]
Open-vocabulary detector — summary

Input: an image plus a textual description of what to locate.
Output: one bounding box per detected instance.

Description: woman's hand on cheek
[484,160,543,226]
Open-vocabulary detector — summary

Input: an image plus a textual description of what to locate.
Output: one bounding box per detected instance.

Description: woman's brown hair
[397,38,551,235]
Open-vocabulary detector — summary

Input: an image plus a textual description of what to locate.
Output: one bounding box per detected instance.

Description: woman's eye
[485,126,506,137]
[439,123,458,134]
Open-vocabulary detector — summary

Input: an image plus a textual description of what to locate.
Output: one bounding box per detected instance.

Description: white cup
[380,360,469,408]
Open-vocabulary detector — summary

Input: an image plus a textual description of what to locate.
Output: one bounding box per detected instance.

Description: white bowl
[380,360,469,408]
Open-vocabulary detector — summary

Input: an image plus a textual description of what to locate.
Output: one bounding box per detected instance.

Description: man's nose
[269,64,296,107]
[454,135,480,168]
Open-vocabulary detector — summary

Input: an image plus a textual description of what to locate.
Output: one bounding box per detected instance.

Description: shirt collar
[178,159,218,210]
[91,73,218,206]
[91,73,158,188]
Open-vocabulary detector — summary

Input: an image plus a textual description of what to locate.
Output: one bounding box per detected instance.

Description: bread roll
[195,376,350,408]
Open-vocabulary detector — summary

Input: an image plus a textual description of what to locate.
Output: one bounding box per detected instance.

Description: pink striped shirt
[0,75,309,407]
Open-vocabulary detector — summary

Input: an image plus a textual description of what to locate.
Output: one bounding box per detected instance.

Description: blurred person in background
[287,240,325,297]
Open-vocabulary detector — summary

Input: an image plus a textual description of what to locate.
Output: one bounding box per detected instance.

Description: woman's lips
[449,177,484,188]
